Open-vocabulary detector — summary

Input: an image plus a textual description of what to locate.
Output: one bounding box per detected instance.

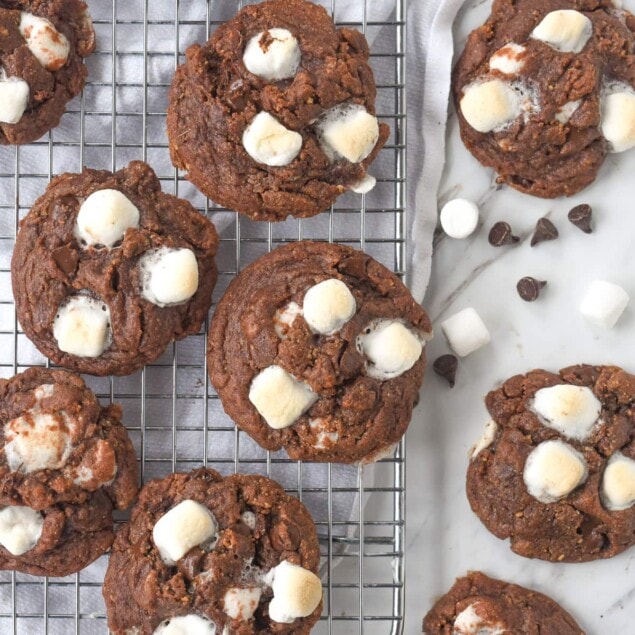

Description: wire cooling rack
[0,0,407,632]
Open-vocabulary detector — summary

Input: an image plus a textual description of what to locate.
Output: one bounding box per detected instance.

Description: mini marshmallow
[454,602,505,635]
[19,12,70,71]
[140,248,199,307]
[489,43,526,76]
[523,440,588,504]
[242,111,303,166]
[460,80,520,133]
[53,294,111,358]
[531,385,601,441]
[243,28,301,81]
[555,100,581,124]
[241,511,256,529]
[302,279,356,334]
[152,500,217,564]
[274,302,303,339]
[439,198,479,239]
[470,420,498,459]
[601,452,635,511]
[249,366,317,429]
[531,10,592,53]
[357,320,423,380]
[0,75,29,124]
[223,587,262,621]
[266,560,322,624]
[310,419,339,450]
[75,189,140,248]
[317,104,379,163]
[441,308,490,358]
[601,92,635,153]
[350,174,377,194]
[0,506,43,556]
[153,615,217,635]
[580,280,630,329]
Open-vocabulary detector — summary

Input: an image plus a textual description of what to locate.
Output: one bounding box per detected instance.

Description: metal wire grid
[0,0,407,632]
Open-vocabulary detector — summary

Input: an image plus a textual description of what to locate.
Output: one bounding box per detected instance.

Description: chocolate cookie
[167,0,389,221]
[453,0,635,198]
[468,365,635,562]
[103,468,322,635]
[423,571,584,634]
[12,161,219,376]
[208,241,431,463]
[0,0,94,144]
[0,367,138,577]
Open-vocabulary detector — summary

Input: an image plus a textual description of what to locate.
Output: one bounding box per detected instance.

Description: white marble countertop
[404,0,635,632]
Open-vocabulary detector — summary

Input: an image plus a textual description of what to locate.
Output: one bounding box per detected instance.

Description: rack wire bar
[0,0,407,632]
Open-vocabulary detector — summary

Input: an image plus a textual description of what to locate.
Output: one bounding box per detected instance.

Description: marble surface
[405,0,635,632]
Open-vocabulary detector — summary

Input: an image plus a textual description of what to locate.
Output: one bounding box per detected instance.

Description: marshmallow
[223,587,262,621]
[439,198,479,239]
[441,308,490,358]
[309,419,339,450]
[266,561,322,624]
[152,500,217,564]
[0,74,29,124]
[242,111,303,166]
[460,80,520,133]
[601,92,635,153]
[241,511,256,529]
[19,13,70,71]
[75,189,140,248]
[274,302,303,339]
[489,43,526,76]
[470,420,498,458]
[454,602,505,635]
[523,440,588,504]
[531,385,601,441]
[140,248,199,307]
[350,174,377,194]
[153,615,217,635]
[249,366,317,429]
[243,28,301,81]
[302,279,356,334]
[601,452,635,511]
[357,320,423,380]
[555,100,581,124]
[532,10,592,53]
[0,506,43,556]
[317,104,380,163]
[53,294,111,358]
[580,280,629,329]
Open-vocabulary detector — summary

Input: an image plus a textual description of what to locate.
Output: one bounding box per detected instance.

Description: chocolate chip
[488,222,519,247]
[517,277,547,302]
[568,204,593,234]
[52,245,78,276]
[530,218,558,247]
[433,354,458,387]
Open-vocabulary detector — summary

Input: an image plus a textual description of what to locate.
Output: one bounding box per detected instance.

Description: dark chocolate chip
[530,218,558,247]
[488,222,519,247]
[433,354,458,387]
[568,204,593,234]
[517,277,547,302]
[51,245,78,276]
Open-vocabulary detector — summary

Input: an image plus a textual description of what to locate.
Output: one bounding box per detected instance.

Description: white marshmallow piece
[601,452,635,511]
[556,100,581,124]
[439,198,479,239]
[357,320,423,380]
[75,189,140,249]
[241,511,256,530]
[0,75,29,124]
[242,111,303,167]
[454,602,505,635]
[601,92,635,153]
[266,561,322,624]
[317,104,380,163]
[441,308,490,358]
[489,43,526,76]
[470,420,498,459]
[223,587,262,621]
[523,440,588,504]
[531,10,592,53]
[350,174,376,194]
[460,80,520,133]
[0,506,43,556]
[580,280,630,329]
[249,365,317,430]
[153,615,217,635]
[273,302,303,339]
[53,294,111,358]
[152,500,218,564]
[531,384,601,441]
[243,28,301,81]
[19,12,70,71]
[140,248,199,307]
[302,279,356,334]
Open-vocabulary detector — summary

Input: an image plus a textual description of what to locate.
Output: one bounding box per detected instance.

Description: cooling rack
[0,0,407,632]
